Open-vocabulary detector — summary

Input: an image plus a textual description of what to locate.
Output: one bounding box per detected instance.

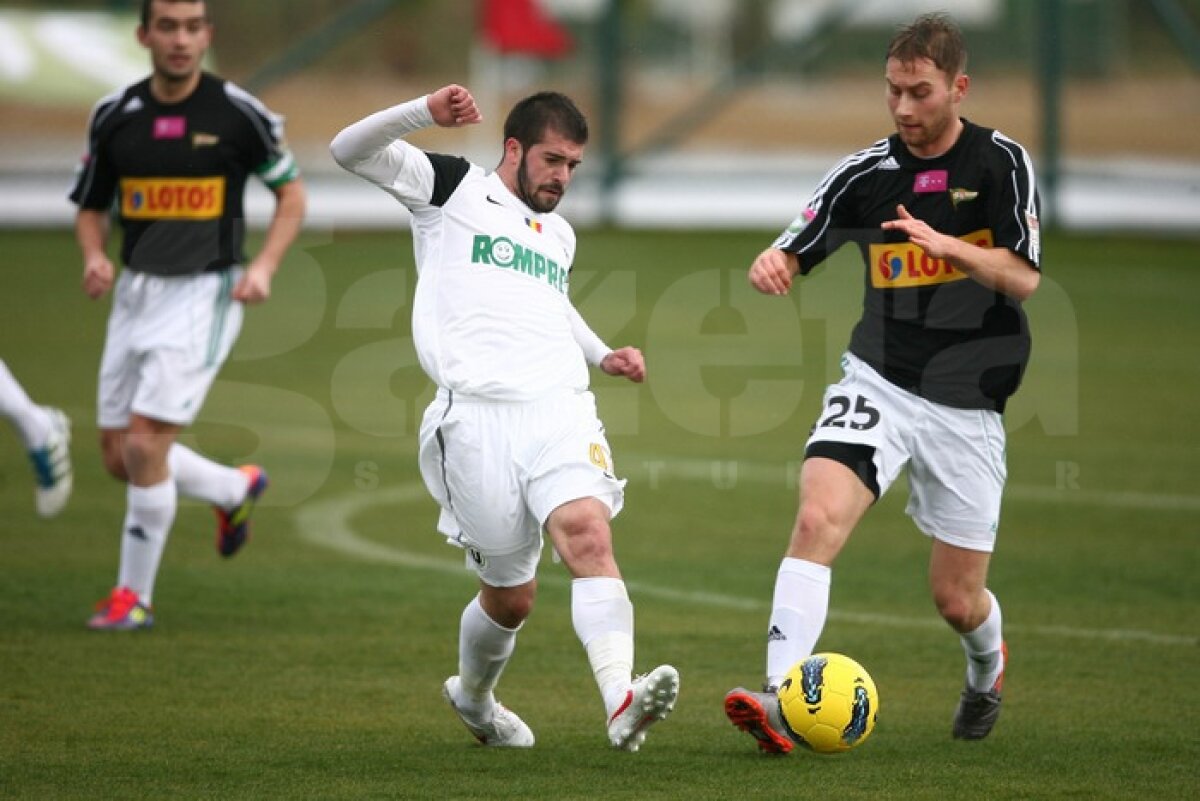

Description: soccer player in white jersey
[331,85,679,751]
[0,360,73,517]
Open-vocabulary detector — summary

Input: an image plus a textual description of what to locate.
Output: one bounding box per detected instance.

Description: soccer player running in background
[725,12,1041,752]
[0,360,73,517]
[330,85,679,751]
[69,0,306,630]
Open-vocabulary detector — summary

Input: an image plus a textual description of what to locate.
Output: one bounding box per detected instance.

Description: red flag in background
[479,0,573,58]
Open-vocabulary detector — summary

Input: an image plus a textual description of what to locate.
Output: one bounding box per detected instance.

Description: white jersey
[331,98,609,401]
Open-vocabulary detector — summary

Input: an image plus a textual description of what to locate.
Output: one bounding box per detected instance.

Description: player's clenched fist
[748,247,799,296]
[428,84,483,128]
[82,256,114,299]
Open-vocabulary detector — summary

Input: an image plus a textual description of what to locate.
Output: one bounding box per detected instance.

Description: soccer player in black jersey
[726,12,1040,751]
[69,0,306,630]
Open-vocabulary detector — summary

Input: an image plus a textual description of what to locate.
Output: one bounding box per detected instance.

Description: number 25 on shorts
[817,395,880,431]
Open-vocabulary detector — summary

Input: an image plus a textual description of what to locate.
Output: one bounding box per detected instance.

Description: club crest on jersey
[471,234,568,293]
[949,187,979,207]
[870,228,993,288]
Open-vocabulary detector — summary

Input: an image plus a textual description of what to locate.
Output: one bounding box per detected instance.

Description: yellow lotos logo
[870,229,993,288]
[120,177,224,220]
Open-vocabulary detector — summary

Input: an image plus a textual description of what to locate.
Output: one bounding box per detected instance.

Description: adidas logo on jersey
[767,625,787,642]
[878,156,900,170]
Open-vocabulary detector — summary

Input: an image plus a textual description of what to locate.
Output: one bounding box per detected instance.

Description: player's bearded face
[139,2,211,82]
[514,133,583,214]
[885,57,965,158]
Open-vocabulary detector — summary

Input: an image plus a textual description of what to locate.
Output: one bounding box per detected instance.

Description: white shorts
[806,353,1007,552]
[97,269,243,429]
[418,388,625,587]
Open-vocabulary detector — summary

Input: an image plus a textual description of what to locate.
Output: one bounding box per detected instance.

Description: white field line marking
[295,484,1197,648]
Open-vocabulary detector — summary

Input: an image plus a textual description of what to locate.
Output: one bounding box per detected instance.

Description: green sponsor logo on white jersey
[472,235,568,293]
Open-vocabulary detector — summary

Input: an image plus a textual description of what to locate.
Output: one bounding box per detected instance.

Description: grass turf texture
[1,228,1197,800]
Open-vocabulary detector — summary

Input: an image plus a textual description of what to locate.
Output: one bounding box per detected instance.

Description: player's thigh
[466,543,543,590]
[524,391,625,529]
[804,353,912,500]
[133,272,242,425]
[427,400,541,556]
[929,538,992,596]
[928,538,993,631]
[96,273,142,429]
[906,406,1006,551]
[788,456,876,563]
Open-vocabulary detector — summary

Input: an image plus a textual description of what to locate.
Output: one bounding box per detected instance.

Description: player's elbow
[329,130,364,172]
[1011,265,1040,302]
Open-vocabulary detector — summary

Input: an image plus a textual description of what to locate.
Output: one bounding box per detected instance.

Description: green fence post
[596,0,624,227]
[1037,0,1064,229]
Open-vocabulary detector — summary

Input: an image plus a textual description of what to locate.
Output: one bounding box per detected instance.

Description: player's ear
[952,73,970,103]
[504,137,523,164]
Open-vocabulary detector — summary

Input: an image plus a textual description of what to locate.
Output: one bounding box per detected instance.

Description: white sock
[116,479,177,606]
[961,590,1004,691]
[0,361,52,448]
[168,444,248,507]
[765,557,831,689]
[456,595,520,718]
[571,577,634,716]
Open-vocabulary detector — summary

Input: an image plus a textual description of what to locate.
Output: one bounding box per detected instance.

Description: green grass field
[2,228,1197,800]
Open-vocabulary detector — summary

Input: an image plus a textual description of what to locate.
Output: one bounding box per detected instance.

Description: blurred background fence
[1,0,1197,232]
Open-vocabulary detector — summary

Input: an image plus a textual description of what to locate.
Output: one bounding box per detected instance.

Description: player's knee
[121,435,154,469]
[98,435,128,481]
[502,592,536,624]
[482,585,536,627]
[932,590,975,632]
[793,501,845,549]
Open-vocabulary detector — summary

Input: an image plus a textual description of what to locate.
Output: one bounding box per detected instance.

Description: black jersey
[774,119,1041,412]
[69,72,299,276]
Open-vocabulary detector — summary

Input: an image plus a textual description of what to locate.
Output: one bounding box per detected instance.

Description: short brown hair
[503,91,589,152]
[886,12,967,77]
[140,0,207,28]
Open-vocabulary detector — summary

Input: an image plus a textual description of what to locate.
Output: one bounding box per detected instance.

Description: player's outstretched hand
[600,346,646,383]
[428,84,483,128]
[748,247,798,296]
[882,204,952,259]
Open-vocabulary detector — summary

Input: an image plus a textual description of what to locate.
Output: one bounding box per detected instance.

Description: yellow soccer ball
[777,652,879,753]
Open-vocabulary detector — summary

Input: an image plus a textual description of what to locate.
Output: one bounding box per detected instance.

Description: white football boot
[29,407,72,518]
[442,676,534,748]
[607,664,680,752]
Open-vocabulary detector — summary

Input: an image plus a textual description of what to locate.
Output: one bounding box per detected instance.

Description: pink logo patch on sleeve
[913,170,948,193]
[153,116,187,139]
